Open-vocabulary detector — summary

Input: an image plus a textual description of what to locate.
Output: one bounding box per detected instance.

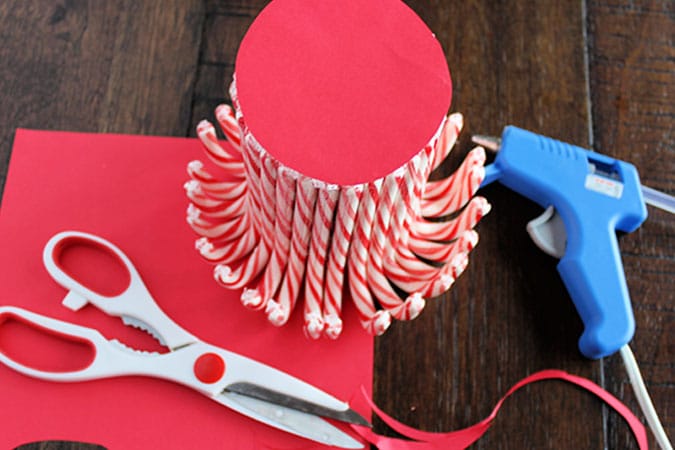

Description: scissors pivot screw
[194,352,226,384]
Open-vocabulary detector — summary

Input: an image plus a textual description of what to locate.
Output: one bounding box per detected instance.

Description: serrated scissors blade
[227,382,370,427]
[217,389,365,449]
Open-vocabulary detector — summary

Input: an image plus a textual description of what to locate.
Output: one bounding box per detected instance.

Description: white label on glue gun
[585,174,624,198]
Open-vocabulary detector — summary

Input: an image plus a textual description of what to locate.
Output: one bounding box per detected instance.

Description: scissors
[0,230,368,448]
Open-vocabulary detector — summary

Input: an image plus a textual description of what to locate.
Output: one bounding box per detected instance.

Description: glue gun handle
[557,217,635,359]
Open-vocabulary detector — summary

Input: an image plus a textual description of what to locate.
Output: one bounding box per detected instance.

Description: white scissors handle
[0,305,352,405]
[0,306,223,394]
[0,305,365,448]
[42,231,197,350]
[0,305,144,382]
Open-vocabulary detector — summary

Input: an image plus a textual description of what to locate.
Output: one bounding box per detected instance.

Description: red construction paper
[0,129,372,449]
[235,0,452,186]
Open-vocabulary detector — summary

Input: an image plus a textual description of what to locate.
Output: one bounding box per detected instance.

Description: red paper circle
[235,0,452,186]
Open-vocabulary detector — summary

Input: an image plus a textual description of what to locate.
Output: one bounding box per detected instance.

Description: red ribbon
[352,369,648,449]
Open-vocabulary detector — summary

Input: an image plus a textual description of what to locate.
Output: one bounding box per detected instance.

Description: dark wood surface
[1,1,672,449]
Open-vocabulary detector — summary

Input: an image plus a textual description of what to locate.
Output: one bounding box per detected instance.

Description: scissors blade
[221,348,370,425]
[216,389,364,449]
[226,382,370,426]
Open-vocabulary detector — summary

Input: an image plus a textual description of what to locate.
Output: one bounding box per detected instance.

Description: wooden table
[1,1,672,449]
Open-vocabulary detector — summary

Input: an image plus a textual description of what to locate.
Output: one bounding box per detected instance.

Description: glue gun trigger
[526,206,567,259]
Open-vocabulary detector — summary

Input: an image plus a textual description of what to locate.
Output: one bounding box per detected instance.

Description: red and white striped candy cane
[194,229,259,264]
[257,152,278,250]
[214,154,275,287]
[377,156,430,320]
[422,242,474,298]
[421,164,485,218]
[208,135,263,252]
[383,150,438,282]
[383,150,481,297]
[420,252,470,298]
[366,172,417,317]
[393,230,477,294]
[323,186,362,339]
[213,243,268,288]
[382,149,427,268]
[186,200,248,221]
[422,146,486,202]
[187,160,247,201]
[211,210,271,287]
[266,178,317,326]
[241,166,296,311]
[188,98,488,336]
[412,196,491,242]
[428,113,462,171]
[303,186,339,339]
[184,181,247,217]
[408,143,433,221]
[409,228,478,264]
[196,120,246,177]
[187,205,250,240]
[214,104,243,153]
[347,180,392,335]
[240,133,265,234]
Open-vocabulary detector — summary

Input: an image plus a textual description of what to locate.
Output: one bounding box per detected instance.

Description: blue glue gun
[477,126,648,359]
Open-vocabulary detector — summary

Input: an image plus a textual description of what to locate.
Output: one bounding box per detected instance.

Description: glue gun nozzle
[471,135,501,152]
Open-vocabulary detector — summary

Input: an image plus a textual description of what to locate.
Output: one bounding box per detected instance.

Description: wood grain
[0,1,672,449]
[587,1,674,448]
[0,0,204,198]
[375,1,602,448]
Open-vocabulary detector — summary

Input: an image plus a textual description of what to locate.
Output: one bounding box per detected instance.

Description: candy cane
[187,160,247,201]
[194,229,259,264]
[383,150,438,281]
[211,216,269,287]
[266,178,317,326]
[187,202,248,221]
[258,152,278,249]
[382,150,478,299]
[183,183,240,213]
[422,146,486,201]
[385,147,432,262]
[376,155,431,320]
[214,104,243,153]
[209,130,266,274]
[419,243,474,299]
[421,165,485,218]
[418,252,470,299]
[184,181,247,217]
[303,187,339,339]
[347,180,392,335]
[214,150,277,289]
[379,181,431,325]
[388,230,477,295]
[189,99,487,337]
[242,167,296,310]
[323,186,362,339]
[409,228,478,264]
[187,205,250,240]
[429,113,463,171]
[196,120,246,176]
[388,154,479,277]
[413,196,491,242]
[240,133,265,235]
[366,173,409,311]
[213,243,267,288]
